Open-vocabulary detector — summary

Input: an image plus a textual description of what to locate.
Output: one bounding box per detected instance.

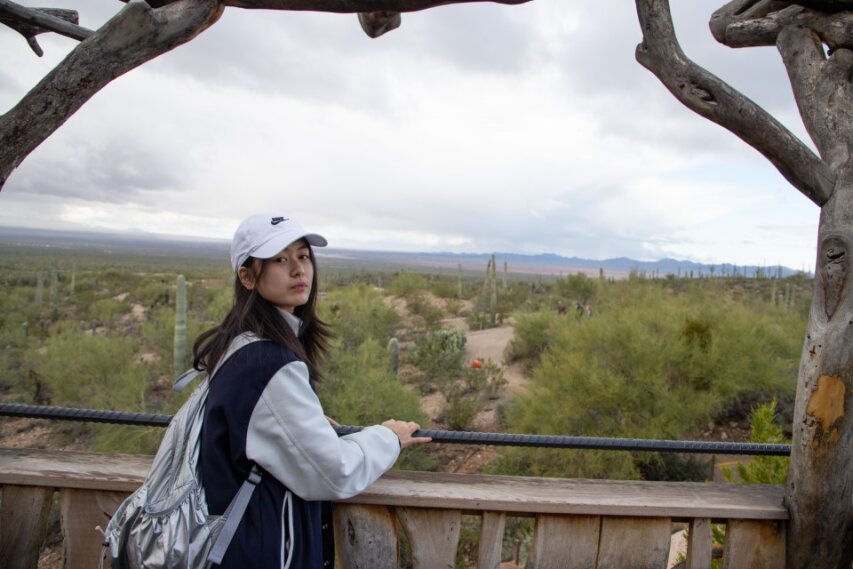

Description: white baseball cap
[230,214,327,271]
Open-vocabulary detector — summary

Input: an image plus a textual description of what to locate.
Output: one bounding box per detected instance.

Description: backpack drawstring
[280,490,294,569]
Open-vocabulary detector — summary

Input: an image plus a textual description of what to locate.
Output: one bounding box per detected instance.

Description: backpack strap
[173,333,264,392]
[207,464,263,565]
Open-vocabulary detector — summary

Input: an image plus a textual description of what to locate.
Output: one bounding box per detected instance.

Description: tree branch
[0,0,223,191]
[635,0,834,206]
[778,26,853,172]
[128,0,530,12]
[0,0,92,49]
[711,1,853,50]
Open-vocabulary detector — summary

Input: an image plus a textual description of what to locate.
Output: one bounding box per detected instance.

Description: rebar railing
[0,403,791,456]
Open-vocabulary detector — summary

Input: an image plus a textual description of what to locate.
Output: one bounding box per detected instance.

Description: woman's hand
[381,420,432,449]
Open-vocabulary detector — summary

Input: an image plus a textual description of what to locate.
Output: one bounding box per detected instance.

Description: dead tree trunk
[635,1,853,566]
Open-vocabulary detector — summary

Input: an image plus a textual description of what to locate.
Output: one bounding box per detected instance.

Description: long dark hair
[192,244,332,382]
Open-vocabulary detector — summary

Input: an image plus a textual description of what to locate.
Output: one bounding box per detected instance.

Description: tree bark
[0,0,223,191]
[776,23,853,569]
[637,0,853,565]
[128,0,530,11]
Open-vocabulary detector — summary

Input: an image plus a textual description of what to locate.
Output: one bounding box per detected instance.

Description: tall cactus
[457,264,463,299]
[173,274,188,375]
[490,254,497,327]
[34,271,44,306]
[49,269,58,309]
[387,337,399,377]
[503,261,508,291]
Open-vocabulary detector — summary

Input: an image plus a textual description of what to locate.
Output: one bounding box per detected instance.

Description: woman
[194,213,430,569]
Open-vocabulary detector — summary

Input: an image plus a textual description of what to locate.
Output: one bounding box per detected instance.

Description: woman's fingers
[382,419,432,448]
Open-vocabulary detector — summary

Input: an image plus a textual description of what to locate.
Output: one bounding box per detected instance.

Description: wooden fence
[0,447,787,569]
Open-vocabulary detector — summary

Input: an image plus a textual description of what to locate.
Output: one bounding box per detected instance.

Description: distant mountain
[0,226,806,278]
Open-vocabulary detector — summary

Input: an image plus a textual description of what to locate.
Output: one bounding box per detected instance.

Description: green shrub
[322,284,400,350]
[494,281,801,480]
[722,400,789,484]
[407,329,466,382]
[505,310,562,370]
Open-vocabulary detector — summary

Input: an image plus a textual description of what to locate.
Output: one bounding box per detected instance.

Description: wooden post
[397,507,461,569]
[477,511,506,569]
[526,514,600,569]
[722,520,785,569]
[0,485,54,569]
[59,488,127,569]
[333,503,398,569]
[686,517,712,569]
[596,516,671,569]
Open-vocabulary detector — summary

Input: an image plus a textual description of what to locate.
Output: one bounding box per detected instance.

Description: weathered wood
[333,503,398,569]
[397,507,461,569]
[0,449,789,520]
[0,0,223,191]
[525,514,599,569]
[0,484,54,569]
[477,511,506,569]
[634,0,835,207]
[597,516,671,569]
[711,4,853,51]
[636,0,853,567]
[357,11,401,38]
[346,470,788,520]
[686,518,712,569]
[722,520,785,569]
[59,488,127,569]
[0,0,90,42]
[0,448,151,492]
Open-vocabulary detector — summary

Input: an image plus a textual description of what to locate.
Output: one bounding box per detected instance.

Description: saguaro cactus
[173,274,187,375]
[34,271,44,306]
[387,337,399,376]
[490,254,497,327]
[49,270,58,309]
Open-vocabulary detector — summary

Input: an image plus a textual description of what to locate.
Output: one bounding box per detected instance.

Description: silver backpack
[102,334,262,569]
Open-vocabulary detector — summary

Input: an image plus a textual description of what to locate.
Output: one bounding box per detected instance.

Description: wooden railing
[0,447,787,569]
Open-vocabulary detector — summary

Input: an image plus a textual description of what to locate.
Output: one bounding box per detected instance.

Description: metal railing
[0,403,791,456]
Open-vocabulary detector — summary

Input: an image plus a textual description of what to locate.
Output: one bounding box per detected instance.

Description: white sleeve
[246,360,401,501]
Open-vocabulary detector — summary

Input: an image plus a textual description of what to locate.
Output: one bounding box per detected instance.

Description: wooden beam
[0,449,789,521]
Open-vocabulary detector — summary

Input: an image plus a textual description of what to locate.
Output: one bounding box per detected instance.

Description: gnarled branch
[126,0,530,11]
[0,0,223,191]
[635,0,834,206]
[0,0,91,56]
[778,25,853,171]
[711,1,853,50]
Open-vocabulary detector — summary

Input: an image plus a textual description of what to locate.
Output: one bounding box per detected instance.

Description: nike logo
[271,217,288,225]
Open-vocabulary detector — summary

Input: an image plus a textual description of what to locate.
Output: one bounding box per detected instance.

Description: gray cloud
[10,135,185,203]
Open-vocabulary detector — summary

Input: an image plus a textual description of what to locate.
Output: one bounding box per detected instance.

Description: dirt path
[427,317,531,473]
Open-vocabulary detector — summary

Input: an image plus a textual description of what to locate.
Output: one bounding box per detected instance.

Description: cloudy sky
[1,0,821,270]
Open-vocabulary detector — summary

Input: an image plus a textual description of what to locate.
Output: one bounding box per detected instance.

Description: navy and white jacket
[200,312,400,569]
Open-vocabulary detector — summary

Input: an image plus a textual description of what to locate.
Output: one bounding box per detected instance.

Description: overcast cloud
[0,0,821,270]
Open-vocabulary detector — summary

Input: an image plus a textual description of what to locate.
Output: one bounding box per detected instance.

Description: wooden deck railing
[0,447,787,569]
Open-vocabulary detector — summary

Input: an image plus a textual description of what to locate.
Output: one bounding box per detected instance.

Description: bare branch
[128,0,531,12]
[711,2,853,50]
[778,26,853,171]
[635,0,834,206]
[0,0,92,47]
[0,0,223,191]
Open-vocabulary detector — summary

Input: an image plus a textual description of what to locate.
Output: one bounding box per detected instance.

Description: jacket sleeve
[245,360,401,501]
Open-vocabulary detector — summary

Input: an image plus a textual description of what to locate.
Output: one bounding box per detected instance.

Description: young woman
[194,213,430,569]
